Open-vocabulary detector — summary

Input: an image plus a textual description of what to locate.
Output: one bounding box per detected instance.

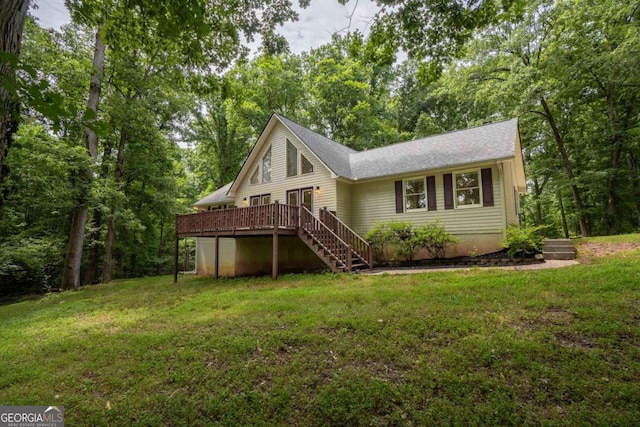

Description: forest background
[1,0,638,297]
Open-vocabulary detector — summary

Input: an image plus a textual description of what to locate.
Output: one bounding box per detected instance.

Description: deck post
[368,244,373,270]
[173,235,179,284]
[214,235,219,280]
[347,245,352,272]
[272,201,279,280]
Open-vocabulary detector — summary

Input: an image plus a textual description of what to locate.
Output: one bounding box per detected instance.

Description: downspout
[497,161,508,233]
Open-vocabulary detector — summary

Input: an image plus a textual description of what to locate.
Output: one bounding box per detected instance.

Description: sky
[30,0,381,54]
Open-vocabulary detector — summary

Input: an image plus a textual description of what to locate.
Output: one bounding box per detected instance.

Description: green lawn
[1,240,639,426]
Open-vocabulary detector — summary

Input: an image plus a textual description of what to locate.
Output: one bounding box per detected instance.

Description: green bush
[387,221,420,262]
[366,220,459,263]
[414,220,460,259]
[502,224,548,258]
[364,222,395,262]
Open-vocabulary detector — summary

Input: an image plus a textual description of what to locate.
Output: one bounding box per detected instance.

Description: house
[175,114,526,280]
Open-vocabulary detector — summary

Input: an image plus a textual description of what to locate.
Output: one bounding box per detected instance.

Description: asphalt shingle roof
[276,114,356,178]
[349,118,519,180]
[279,115,519,180]
[194,182,234,207]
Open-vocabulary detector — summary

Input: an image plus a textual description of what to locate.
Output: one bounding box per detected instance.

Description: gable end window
[301,154,314,174]
[261,146,272,183]
[250,168,259,184]
[250,145,272,185]
[286,139,298,177]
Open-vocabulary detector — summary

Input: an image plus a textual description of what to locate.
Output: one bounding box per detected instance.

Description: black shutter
[426,175,437,211]
[395,180,404,213]
[481,168,494,207]
[443,173,454,210]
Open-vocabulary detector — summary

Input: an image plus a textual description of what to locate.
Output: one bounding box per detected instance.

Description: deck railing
[319,207,373,268]
[176,202,299,236]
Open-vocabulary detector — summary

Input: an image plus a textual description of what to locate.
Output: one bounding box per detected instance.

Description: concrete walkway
[364,259,580,275]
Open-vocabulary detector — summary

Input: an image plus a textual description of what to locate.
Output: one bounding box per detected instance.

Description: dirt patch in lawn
[576,242,640,263]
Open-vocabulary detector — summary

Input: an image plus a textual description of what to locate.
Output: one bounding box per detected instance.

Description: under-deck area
[174,202,372,281]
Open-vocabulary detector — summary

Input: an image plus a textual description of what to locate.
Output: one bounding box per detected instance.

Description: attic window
[286,139,297,177]
[301,154,313,174]
[262,146,272,183]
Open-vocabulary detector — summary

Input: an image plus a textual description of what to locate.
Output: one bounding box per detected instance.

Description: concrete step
[542,239,576,260]
[542,251,577,260]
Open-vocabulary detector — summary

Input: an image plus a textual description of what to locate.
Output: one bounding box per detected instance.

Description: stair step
[542,251,576,260]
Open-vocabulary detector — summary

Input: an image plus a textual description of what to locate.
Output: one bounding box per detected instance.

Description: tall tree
[61,0,306,288]
[0,0,30,188]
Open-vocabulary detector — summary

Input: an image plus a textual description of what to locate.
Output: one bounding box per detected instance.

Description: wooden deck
[174,202,372,282]
[176,202,300,237]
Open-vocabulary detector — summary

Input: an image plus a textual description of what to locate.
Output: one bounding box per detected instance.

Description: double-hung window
[404,178,426,210]
[454,170,481,207]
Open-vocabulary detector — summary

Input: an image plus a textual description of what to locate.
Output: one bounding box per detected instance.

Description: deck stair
[542,239,576,260]
[298,206,372,272]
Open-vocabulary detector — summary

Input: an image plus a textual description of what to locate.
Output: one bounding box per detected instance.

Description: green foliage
[502,224,548,258]
[414,220,460,259]
[366,220,459,262]
[364,222,394,263]
[0,237,64,296]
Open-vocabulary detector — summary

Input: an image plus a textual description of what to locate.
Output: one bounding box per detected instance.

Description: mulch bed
[372,250,543,270]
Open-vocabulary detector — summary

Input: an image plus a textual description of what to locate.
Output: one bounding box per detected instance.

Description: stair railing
[300,205,352,271]
[319,208,372,269]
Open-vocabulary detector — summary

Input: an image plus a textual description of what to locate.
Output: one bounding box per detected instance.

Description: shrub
[414,220,460,259]
[387,221,420,262]
[364,222,394,263]
[366,220,459,263]
[502,224,548,258]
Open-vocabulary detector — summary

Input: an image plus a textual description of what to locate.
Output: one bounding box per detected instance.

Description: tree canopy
[1,0,639,297]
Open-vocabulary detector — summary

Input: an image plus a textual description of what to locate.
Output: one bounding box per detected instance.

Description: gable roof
[217,114,522,205]
[275,114,356,178]
[194,182,234,208]
[276,115,520,180]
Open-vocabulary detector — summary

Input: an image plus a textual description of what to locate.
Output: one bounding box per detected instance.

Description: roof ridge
[350,118,518,157]
[274,113,358,153]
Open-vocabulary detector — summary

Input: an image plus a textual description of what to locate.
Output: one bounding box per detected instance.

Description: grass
[1,236,639,426]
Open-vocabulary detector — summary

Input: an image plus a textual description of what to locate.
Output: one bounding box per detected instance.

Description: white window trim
[286,139,298,178]
[301,153,314,175]
[403,176,427,211]
[250,145,272,186]
[261,145,272,183]
[454,169,482,209]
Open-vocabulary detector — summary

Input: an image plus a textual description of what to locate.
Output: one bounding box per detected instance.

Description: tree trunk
[84,142,113,283]
[61,27,105,290]
[0,0,30,189]
[540,97,590,237]
[629,153,640,228]
[101,128,127,283]
[532,176,543,226]
[557,189,569,239]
